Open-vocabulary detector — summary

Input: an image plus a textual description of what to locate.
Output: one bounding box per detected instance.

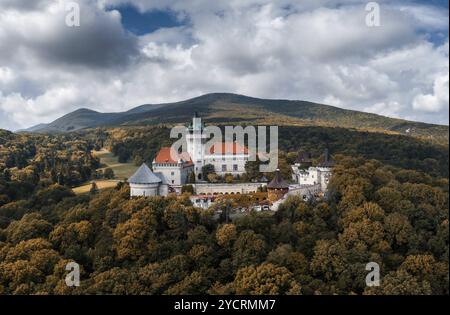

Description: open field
[92,148,138,179]
[72,148,138,194]
[72,180,119,194]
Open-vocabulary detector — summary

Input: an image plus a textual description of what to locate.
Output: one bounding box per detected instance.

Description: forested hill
[23,93,449,144]
[1,123,448,295]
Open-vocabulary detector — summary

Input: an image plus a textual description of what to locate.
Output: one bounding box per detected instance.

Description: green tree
[245,156,261,180]
[181,184,194,194]
[202,164,216,181]
[188,172,196,183]
[103,168,115,179]
[232,230,267,269]
[364,270,432,295]
[90,182,99,195]
[234,263,301,295]
[216,224,237,248]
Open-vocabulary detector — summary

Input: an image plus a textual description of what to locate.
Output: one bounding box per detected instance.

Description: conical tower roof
[267,169,289,189]
[318,148,335,167]
[295,151,312,164]
[128,163,162,184]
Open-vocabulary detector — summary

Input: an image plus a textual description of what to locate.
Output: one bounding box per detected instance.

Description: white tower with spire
[186,112,207,180]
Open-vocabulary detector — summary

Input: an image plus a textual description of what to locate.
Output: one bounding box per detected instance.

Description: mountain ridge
[21,93,449,144]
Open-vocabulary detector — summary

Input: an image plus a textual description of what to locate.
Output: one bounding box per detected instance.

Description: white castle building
[291,149,334,192]
[152,147,194,194]
[186,112,250,180]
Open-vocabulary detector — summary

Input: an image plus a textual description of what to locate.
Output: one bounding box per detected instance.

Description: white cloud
[364,101,405,119]
[397,4,449,30]
[0,0,138,69]
[0,0,449,130]
[413,73,449,112]
[0,67,15,84]
[0,86,88,127]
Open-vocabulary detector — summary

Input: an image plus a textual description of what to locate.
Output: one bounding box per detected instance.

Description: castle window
[222,165,227,172]
[233,164,238,171]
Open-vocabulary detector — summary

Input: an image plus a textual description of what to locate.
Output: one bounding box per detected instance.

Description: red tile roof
[208,142,249,155]
[154,147,193,165]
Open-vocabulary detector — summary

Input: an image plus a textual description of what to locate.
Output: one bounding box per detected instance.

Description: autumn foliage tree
[0,127,448,295]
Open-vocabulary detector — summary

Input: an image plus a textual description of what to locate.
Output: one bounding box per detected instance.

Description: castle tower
[267,169,289,202]
[128,163,162,197]
[186,112,208,180]
[316,148,335,192]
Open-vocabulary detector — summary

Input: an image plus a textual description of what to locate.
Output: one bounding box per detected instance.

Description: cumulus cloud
[0,0,53,11]
[0,0,448,130]
[0,67,15,84]
[0,0,139,69]
[413,73,449,112]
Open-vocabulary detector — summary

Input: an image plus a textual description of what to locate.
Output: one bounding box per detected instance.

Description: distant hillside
[23,93,449,144]
[26,108,122,133]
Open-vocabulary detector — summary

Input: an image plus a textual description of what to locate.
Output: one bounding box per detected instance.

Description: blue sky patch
[109,4,184,36]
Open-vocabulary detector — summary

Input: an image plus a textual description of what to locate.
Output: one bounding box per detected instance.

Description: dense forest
[0,126,448,294]
[0,129,99,207]
[87,125,448,178]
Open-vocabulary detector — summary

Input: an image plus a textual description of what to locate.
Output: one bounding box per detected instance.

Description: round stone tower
[128,163,162,197]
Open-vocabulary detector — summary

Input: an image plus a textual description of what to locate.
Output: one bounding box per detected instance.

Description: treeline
[88,125,449,179]
[0,130,99,207]
[0,154,447,294]
[88,127,172,165]
[278,126,449,178]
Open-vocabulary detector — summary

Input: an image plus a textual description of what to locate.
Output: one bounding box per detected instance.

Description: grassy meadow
[72,149,138,194]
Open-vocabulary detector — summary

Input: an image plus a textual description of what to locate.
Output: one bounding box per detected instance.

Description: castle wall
[292,166,332,192]
[268,188,289,202]
[153,163,194,186]
[204,154,248,176]
[193,182,265,195]
[158,184,169,196]
[130,183,160,197]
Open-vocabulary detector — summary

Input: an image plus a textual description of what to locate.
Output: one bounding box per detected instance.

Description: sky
[0,0,448,131]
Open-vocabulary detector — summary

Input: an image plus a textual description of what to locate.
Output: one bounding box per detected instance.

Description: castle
[185,112,250,180]
[290,149,334,192]
[128,113,334,203]
[129,113,251,196]
[265,149,335,211]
